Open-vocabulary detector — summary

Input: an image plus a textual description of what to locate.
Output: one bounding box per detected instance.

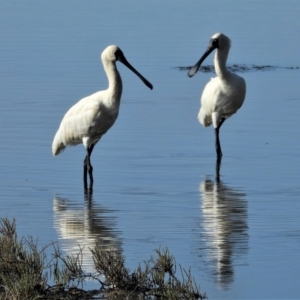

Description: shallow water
[1,1,300,299]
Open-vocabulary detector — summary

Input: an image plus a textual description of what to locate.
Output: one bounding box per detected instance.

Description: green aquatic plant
[0,217,206,299]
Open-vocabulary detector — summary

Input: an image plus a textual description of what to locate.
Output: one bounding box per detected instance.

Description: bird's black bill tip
[188,67,197,78]
[119,56,153,90]
[135,73,153,90]
[187,66,198,78]
[136,73,153,90]
[188,45,216,78]
[134,73,153,90]
[146,81,153,90]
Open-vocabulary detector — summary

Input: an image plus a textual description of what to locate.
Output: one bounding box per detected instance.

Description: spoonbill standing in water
[52,45,153,186]
[188,33,246,159]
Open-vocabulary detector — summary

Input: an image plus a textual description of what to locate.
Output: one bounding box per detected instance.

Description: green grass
[0,217,206,299]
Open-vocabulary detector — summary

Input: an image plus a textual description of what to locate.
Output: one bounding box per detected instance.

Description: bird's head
[101,45,153,90]
[101,45,122,62]
[209,33,231,51]
[188,32,231,77]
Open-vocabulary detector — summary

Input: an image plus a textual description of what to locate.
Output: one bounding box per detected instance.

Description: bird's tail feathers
[198,108,212,127]
[52,132,66,156]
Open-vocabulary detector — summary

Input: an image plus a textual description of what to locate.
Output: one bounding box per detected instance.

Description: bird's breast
[201,74,246,116]
[88,102,119,137]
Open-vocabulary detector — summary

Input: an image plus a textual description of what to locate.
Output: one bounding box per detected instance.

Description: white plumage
[52,45,153,184]
[52,90,119,155]
[188,33,246,157]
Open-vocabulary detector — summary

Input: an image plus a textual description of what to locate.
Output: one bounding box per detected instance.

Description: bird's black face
[210,38,219,49]
[114,49,125,62]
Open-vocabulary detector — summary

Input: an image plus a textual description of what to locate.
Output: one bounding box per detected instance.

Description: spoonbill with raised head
[188,33,246,158]
[52,45,153,186]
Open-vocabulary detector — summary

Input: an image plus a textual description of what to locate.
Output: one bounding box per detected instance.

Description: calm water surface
[0,1,300,299]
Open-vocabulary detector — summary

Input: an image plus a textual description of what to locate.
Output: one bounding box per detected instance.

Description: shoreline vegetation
[0,218,206,299]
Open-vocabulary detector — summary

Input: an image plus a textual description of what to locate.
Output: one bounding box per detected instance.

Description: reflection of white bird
[53,195,122,274]
[52,45,153,183]
[188,33,246,157]
[199,178,248,288]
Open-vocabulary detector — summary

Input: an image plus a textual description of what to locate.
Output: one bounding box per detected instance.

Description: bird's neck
[104,60,123,101]
[214,48,230,80]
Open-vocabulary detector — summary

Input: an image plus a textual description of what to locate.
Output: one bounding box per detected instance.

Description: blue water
[0,1,300,299]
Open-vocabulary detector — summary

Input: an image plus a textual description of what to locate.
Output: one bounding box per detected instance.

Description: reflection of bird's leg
[215,117,226,158]
[84,144,95,184]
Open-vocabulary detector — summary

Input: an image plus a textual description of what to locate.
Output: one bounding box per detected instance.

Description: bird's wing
[201,77,222,114]
[57,92,108,146]
[201,76,244,117]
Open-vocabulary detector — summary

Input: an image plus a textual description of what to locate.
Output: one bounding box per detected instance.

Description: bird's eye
[114,49,123,59]
[212,38,219,47]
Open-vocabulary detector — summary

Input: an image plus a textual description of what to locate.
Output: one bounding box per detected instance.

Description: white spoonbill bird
[52,45,153,184]
[188,33,246,158]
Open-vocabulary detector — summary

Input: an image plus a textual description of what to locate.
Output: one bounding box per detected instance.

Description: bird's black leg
[218,117,226,129]
[84,156,88,182]
[215,117,226,158]
[87,144,95,182]
[83,144,95,185]
[215,127,222,157]
[215,155,222,182]
[84,181,93,202]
